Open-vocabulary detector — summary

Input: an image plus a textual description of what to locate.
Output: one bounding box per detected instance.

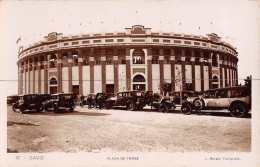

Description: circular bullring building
[17,25,238,95]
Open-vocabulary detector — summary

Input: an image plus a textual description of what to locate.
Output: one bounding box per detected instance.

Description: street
[7,106,251,153]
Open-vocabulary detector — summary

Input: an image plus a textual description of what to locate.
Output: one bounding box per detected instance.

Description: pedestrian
[80,94,84,107]
[87,95,92,109]
[97,95,103,109]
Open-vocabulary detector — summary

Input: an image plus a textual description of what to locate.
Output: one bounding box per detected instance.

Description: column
[32,62,36,93]
[125,48,131,91]
[24,63,27,94]
[77,50,83,95]
[147,48,153,91]
[208,53,213,89]
[28,63,31,93]
[68,51,73,92]
[113,51,119,94]
[219,59,223,88]
[37,61,41,94]
[200,51,204,91]
[18,63,22,94]
[181,49,186,91]
[101,56,106,93]
[170,49,175,92]
[191,50,196,91]
[43,57,48,94]
[57,52,63,93]
[224,60,228,87]
[229,63,232,87]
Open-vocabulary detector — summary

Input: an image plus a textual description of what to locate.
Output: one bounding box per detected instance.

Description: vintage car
[165,91,197,105]
[12,94,44,113]
[7,95,19,105]
[181,86,251,118]
[105,91,153,111]
[44,93,76,112]
[151,95,175,113]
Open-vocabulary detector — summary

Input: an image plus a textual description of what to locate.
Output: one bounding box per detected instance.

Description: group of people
[80,94,105,109]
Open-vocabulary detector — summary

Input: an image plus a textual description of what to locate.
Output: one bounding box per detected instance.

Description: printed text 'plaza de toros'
[17,25,238,95]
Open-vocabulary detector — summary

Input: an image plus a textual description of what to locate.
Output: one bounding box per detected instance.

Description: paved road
[7,106,251,153]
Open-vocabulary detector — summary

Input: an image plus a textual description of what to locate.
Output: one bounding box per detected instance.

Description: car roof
[204,86,250,92]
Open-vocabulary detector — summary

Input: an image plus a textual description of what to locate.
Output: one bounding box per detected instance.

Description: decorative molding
[133,68,145,74]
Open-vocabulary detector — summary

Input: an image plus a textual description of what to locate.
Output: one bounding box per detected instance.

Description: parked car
[7,95,19,105]
[151,95,175,113]
[44,93,76,112]
[165,91,197,105]
[105,91,153,111]
[181,86,251,118]
[12,94,44,114]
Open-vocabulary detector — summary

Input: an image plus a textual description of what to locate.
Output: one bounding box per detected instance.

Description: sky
[0,0,259,95]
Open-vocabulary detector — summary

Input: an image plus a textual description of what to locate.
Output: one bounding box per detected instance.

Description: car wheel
[105,102,111,109]
[70,108,74,112]
[80,102,83,108]
[126,101,135,111]
[20,108,24,114]
[12,106,16,112]
[181,103,192,115]
[54,106,58,113]
[230,103,246,118]
[193,98,204,110]
[159,104,168,113]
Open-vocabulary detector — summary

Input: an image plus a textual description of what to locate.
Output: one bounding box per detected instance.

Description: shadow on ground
[22,111,112,117]
[7,121,39,126]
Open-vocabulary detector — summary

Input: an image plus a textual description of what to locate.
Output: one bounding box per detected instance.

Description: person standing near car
[80,94,84,107]
[87,95,92,109]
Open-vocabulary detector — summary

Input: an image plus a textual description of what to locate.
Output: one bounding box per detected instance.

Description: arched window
[212,76,219,83]
[50,78,57,85]
[133,75,145,82]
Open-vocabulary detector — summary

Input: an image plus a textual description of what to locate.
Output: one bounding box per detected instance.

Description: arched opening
[132,49,145,64]
[132,74,146,91]
[212,75,219,89]
[49,77,58,94]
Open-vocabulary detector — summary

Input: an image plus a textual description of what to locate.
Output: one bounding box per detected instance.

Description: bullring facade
[17,25,238,95]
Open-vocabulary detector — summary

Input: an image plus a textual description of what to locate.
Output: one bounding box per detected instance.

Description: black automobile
[12,94,43,114]
[7,95,19,105]
[165,91,197,105]
[105,90,153,111]
[44,93,76,112]
[151,95,175,113]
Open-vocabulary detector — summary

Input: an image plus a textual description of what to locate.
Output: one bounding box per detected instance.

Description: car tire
[126,101,135,111]
[159,104,168,113]
[70,108,74,112]
[80,102,83,108]
[181,103,192,115]
[105,102,111,109]
[230,103,246,118]
[54,105,58,113]
[193,98,204,110]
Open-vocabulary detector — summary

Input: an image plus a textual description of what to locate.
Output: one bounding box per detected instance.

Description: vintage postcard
[0,0,259,166]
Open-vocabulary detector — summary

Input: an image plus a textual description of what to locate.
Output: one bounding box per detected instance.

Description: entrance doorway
[49,77,58,94]
[72,85,79,95]
[132,74,146,91]
[106,84,114,94]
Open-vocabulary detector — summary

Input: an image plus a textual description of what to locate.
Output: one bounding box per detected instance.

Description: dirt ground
[7,106,251,153]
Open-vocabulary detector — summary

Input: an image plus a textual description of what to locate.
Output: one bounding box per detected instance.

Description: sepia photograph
[1,0,260,166]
